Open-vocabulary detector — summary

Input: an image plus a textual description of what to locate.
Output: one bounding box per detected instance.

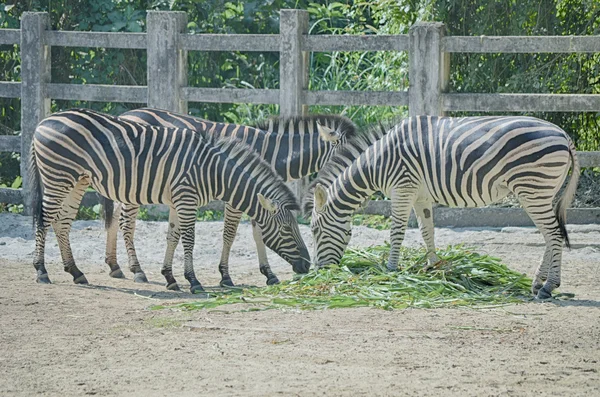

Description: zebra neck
[330,161,377,213]
[209,157,270,220]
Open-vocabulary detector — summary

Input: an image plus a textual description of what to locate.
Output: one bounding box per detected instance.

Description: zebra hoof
[535,287,553,300]
[73,274,89,285]
[386,265,398,272]
[266,276,280,285]
[531,283,543,296]
[133,272,148,283]
[220,277,234,287]
[109,268,125,279]
[166,282,180,291]
[36,274,51,284]
[190,284,205,294]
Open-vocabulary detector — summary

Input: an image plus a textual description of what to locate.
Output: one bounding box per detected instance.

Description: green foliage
[433,0,600,150]
[76,204,102,220]
[196,209,225,221]
[154,244,533,311]
[352,214,391,230]
[1,0,599,191]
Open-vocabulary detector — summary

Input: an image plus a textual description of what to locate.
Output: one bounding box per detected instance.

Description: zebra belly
[423,177,511,208]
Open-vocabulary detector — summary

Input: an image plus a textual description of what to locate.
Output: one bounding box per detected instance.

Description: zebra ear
[314,183,328,212]
[317,122,341,142]
[257,193,278,215]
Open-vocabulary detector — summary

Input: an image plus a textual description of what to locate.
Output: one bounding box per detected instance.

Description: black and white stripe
[309,116,580,299]
[103,107,357,286]
[30,108,309,293]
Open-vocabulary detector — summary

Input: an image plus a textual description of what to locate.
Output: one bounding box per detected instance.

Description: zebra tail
[29,142,43,229]
[102,197,114,230]
[555,139,580,249]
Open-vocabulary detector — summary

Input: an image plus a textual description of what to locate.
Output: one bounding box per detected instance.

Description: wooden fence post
[409,22,449,117]
[20,12,51,214]
[146,11,188,113]
[279,9,309,202]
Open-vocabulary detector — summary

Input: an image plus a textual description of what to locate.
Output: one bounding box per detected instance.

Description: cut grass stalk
[152,244,532,312]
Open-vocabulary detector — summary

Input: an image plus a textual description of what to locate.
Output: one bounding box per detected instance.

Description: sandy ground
[0,212,599,396]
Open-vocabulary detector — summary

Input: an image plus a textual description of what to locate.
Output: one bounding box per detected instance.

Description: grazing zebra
[308,116,580,300]
[30,109,309,293]
[102,107,357,286]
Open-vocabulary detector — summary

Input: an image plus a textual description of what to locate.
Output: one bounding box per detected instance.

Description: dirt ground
[0,212,599,396]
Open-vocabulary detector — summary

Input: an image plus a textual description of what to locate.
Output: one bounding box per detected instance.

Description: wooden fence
[1,10,600,224]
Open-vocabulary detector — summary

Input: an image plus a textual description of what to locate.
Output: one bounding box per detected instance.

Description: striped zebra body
[103,108,356,286]
[310,116,580,299]
[30,109,309,293]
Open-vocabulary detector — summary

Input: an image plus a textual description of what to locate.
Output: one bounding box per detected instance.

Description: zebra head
[310,183,352,268]
[256,193,311,274]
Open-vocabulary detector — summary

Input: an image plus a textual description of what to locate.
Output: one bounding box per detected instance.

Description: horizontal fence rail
[304,34,409,51]
[443,93,600,112]
[443,35,600,53]
[180,33,280,51]
[0,10,599,225]
[47,31,147,49]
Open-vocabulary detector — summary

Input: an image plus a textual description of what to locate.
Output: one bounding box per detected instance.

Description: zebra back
[120,108,358,181]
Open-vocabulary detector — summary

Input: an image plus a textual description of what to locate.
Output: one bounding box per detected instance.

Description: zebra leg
[174,202,204,294]
[33,217,50,284]
[218,204,243,287]
[251,219,279,285]
[161,207,181,291]
[104,202,125,279]
[519,199,564,299]
[51,178,90,284]
[119,204,148,283]
[413,200,440,267]
[387,189,417,271]
[33,182,76,284]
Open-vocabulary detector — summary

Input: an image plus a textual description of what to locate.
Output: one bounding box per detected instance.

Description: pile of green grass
[153,244,532,312]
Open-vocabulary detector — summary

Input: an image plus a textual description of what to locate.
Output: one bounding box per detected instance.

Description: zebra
[30,108,310,293]
[102,107,358,286]
[308,116,580,300]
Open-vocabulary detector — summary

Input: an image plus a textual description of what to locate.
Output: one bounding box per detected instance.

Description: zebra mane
[205,133,300,211]
[254,114,358,139]
[302,120,392,216]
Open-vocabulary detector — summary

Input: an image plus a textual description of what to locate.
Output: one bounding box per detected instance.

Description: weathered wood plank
[147,12,187,113]
[579,152,600,168]
[0,187,23,205]
[443,36,600,53]
[0,29,20,45]
[47,31,146,49]
[361,202,600,227]
[181,34,279,52]
[0,82,20,98]
[48,84,147,103]
[280,10,309,118]
[183,87,279,104]
[20,13,51,216]
[0,136,20,152]
[443,93,600,112]
[409,22,447,117]
[304,35,409,52]
[305,90,408,106]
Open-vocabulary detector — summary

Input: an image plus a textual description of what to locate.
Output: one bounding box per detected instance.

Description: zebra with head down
[102,108,358,286]
[308,116,580,300]
[30,109,309,293]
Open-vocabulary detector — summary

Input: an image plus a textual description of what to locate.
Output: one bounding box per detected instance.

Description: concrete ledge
[362,201,600,227]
